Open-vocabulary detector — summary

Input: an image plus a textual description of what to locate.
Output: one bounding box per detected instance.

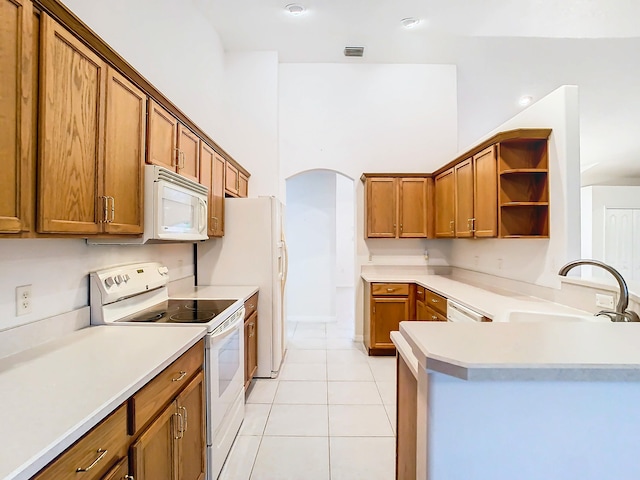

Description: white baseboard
[353,334,363,342]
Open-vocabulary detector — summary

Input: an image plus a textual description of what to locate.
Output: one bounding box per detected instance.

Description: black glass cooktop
[117,299,236,324]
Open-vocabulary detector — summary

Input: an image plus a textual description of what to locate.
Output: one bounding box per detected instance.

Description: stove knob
[104,277,115,288]
[158,266,169,275]
[123,274,130,282]
[114,275,123,285]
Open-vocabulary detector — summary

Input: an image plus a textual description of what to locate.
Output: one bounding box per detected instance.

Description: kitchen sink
[505,310,609,323]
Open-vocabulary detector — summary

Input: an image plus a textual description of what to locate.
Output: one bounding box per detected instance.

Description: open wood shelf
[499,204,549,237]
[501,202,549,207]
[500,168,548,175]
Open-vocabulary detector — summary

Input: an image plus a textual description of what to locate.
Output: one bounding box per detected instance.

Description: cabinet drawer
[244,292,259,319]
[416,285,425,302]
[33,405,128,480]
[371,283,409,296]
[129,340,204,434]
[425,305,447,322]
[425,290,447,315]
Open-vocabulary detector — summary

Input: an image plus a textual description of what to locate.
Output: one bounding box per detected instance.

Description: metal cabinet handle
[125,476,135,480]
[431,298,439,303]
[173,412,184,439]
[180,151,186,169]
[180,406,188,432]
[431,315,438,320]
[248,303,255,309]
[249,322,256,337]
[449,220,454,233]
[101,196,108,223]
[108,196,115,223]
[387,288,394,292]
[173,147,180,167]
[400,224,403,232]
[76,449,107,472]
[471,217,476,232]
[172,371,187,382]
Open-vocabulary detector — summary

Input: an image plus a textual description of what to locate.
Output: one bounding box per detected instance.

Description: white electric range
[90,262,245,480]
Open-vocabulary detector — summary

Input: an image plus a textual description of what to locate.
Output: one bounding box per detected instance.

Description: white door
[604,208,640,281]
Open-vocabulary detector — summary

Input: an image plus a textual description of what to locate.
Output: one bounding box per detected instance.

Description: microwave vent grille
[156,167,208,195]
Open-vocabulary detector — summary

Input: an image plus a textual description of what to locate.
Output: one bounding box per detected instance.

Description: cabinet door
[473,145,498,237]
[101,456,130,480]
[416,300,429,320]
[366,177,397,238]
[103,67,146,234]
[398,178,428,238]
[370,297,409,350]
[177,124,199,182]
[434,169,455,238]
[211,153,226,236]
[176,371,206,480]
[247,311,258,383]
[0,0,33,233]
[38,14,106,234]
[225,161,239,196]
[238,172,248,198]
[454,158,474,238]
[147,99,178,170]
[130,401,176,480]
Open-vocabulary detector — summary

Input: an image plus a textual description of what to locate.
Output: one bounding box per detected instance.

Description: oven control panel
[90,262,169,306]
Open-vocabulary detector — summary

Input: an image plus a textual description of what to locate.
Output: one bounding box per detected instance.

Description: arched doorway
[285,169,356,339]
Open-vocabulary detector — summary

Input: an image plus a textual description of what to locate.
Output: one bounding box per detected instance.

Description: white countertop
[400,321,640,381]
[361,272,592,321]
[0,325,207,480]
[172,285,259,302]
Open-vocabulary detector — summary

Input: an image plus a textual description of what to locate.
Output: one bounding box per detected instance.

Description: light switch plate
[595,293,614,309]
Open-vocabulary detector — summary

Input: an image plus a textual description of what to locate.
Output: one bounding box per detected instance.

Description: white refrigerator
[197,196,288,378]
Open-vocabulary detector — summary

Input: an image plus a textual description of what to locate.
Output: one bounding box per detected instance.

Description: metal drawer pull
[248,304,255,309]
[387,288,394,292]
[76,449,107,472]
[431,315,438,320]
[125,476,135,480]
[174,412,184,439]
[172,371,187,382]
[431,298,439,303]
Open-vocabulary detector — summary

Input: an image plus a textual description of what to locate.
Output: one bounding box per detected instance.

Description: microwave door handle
[199,198,207,234]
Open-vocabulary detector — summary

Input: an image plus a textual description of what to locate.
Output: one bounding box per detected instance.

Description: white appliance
[89,165,208,244]
[447,299,484,322]
[197,196,288,378]
[89,262,245,480]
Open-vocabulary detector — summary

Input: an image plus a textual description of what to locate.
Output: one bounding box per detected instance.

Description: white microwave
[89,165,208,245]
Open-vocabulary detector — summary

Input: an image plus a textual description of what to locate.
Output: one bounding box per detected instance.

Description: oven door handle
[209,310,245,340]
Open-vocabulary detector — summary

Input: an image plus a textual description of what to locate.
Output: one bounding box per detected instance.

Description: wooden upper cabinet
[38,14,106,234]
[199,142,225,237]
[238,172,249,198]
[103,67,146,234]
[147,99,178,170]
[398,177,428,238]
[366,177,397,238]
[177,124,199,182]
[473,145,498,237]
[434,168,455,238]
[225,161,239,196]
[0,0,33,234]
[454,159,474,238]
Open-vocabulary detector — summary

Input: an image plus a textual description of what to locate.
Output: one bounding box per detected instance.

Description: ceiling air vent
[344,46,364,57]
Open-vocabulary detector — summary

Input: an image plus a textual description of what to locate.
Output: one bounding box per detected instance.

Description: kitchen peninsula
[393,321,640,480]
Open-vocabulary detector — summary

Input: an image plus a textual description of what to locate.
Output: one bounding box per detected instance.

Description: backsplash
[0,239,194,332]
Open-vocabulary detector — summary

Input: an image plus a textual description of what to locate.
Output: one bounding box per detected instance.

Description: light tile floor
[219,320,397,480]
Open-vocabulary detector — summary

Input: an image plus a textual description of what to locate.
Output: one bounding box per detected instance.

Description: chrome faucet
[558,259,640,322]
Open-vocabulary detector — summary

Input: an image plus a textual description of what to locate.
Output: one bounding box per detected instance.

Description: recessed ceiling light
[401,17,420,29]
[518,95,533,107]
[285,3,306,15]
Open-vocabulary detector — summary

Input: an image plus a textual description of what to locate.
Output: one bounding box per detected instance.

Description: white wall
[286,171,337,322]
[0,0,227,332]
[61,0,227,138]
[279,63,459,333]
[222,52,280,197]
[0,240,192,331]
[335,174,355,288]
[449,85,581,288]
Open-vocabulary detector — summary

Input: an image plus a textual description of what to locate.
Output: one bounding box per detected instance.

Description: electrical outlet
[16,285,32,316]
[596,293,614,309]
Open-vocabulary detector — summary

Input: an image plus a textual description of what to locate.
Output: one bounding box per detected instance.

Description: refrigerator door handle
[282,240,289,286]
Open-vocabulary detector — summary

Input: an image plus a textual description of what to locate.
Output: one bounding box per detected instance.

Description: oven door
[205,308,245,440]
[154,179,208,241]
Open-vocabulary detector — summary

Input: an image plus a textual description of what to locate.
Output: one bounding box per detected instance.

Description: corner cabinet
[225,161,249,198]
[362,174,433,239]
[38,14,146,235]
[0,0,34,234]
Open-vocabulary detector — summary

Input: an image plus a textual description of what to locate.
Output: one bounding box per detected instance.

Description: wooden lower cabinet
[365,283,413,355]
[396,353,417,480]
[244,292,259,389]
[33,342,205,480]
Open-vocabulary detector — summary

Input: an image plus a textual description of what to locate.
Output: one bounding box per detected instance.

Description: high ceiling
[193,0,640,185]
